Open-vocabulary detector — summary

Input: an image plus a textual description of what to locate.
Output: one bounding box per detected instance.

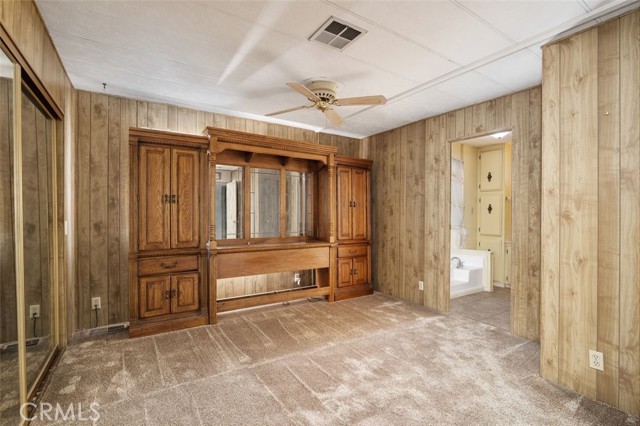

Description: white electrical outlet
[91,297,101,310]
[589,349,604,371]
[29,305,40,318]
[418,281,424,291]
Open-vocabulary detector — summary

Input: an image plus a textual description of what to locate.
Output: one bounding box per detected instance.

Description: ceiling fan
[266,80,387,125]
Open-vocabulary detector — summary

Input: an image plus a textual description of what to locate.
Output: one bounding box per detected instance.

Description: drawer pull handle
[171,289,177,298]
[160,261,178,269]
[349,250,356,254]
[164,290,171,299]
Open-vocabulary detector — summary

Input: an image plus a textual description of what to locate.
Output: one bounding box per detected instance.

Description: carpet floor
[32,293,638,426]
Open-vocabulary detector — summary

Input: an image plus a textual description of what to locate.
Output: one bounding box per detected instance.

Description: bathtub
[450,248,493,298]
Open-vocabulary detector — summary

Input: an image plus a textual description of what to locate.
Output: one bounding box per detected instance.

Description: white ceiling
[37,0,639,138]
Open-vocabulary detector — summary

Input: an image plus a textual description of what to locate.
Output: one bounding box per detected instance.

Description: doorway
[449,131,512,331]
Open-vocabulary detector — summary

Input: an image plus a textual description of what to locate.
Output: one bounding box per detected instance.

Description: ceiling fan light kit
[266,79,387,126]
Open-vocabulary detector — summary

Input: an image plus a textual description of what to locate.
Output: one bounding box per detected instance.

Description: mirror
[215,165,243,239]
[286,171,313,237]
[250,168,280,238]
[0,47,20,425]
[217,269,315,299]
[21,89,55,390]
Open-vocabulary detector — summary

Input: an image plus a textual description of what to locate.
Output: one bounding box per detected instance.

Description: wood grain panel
[89,93,109,327]
[217,247,330,279]
[1,0,70,112]
[558,30,598,398]
[76,92,91,329]
[540,42,561,383]
[541,10,639,415]
[107,96,121,324]
[404,121,425,305]
[596,19,620,407]
[618,10,640,415]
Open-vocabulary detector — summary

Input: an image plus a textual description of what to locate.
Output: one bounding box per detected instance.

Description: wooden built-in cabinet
[335,156,373,300]
[129,129,209,338]
[138,145,200,251]
[129,127,374,336]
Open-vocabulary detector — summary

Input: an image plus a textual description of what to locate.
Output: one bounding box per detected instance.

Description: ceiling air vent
[310,17,366,51]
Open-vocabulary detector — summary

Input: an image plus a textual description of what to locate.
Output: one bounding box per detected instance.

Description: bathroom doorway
[449,131,512,331]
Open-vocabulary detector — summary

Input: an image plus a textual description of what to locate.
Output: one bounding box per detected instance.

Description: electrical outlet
[29,305,40,318]
[91,297,101,310]
[418,281,424,291]
[589,349,604,371]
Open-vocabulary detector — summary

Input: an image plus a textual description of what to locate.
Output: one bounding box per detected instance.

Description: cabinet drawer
[338,245,368,258]
[138,255,198,276]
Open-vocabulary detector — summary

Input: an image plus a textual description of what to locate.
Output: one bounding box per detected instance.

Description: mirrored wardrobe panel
[21,89,55,391]
[0,44,62,424]
[0,46,20,426]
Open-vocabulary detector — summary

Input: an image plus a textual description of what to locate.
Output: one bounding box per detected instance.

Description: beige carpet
[31,294,638,426]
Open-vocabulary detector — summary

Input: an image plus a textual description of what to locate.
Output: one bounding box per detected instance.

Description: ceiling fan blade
[333,95,387,106]
[265,104,313,117]
[287,82,321,102]
[324,108,344,126]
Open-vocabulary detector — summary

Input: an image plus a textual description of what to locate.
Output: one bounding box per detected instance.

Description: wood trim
[215,241,331,254]
[11,62,28,408]
[205,127,338,157]
[129,127,208,148]
[335,155,373,169]
[216,286,330,313]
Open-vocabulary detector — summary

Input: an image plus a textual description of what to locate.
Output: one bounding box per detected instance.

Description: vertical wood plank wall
[75,90,361,329]
[366,87,542,341]
[541,10,639,415]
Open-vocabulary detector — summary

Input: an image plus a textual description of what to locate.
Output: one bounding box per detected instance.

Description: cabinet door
[351,168,368,240]
[139,146,171,251]
[479,148,503,191]
[171,273,199,314]
[336,167,353,240]
[139,275,171,318]
[352,256,368,286]
[171,148,200,248]
[337,258,353,288]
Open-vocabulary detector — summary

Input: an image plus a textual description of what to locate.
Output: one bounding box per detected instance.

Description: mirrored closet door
[0,45,62,425]
[0,45,21,426]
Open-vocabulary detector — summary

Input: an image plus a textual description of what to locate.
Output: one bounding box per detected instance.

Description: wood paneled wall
[541,10,639,415]
[0,0,69,113]
[365,87,542,341]
[75,90,361,329]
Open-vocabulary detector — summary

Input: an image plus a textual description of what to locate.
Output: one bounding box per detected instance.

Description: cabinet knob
[164,290,171,300]
[163,194,170,203]
[171,289,177,298]
[171,194,177,203]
